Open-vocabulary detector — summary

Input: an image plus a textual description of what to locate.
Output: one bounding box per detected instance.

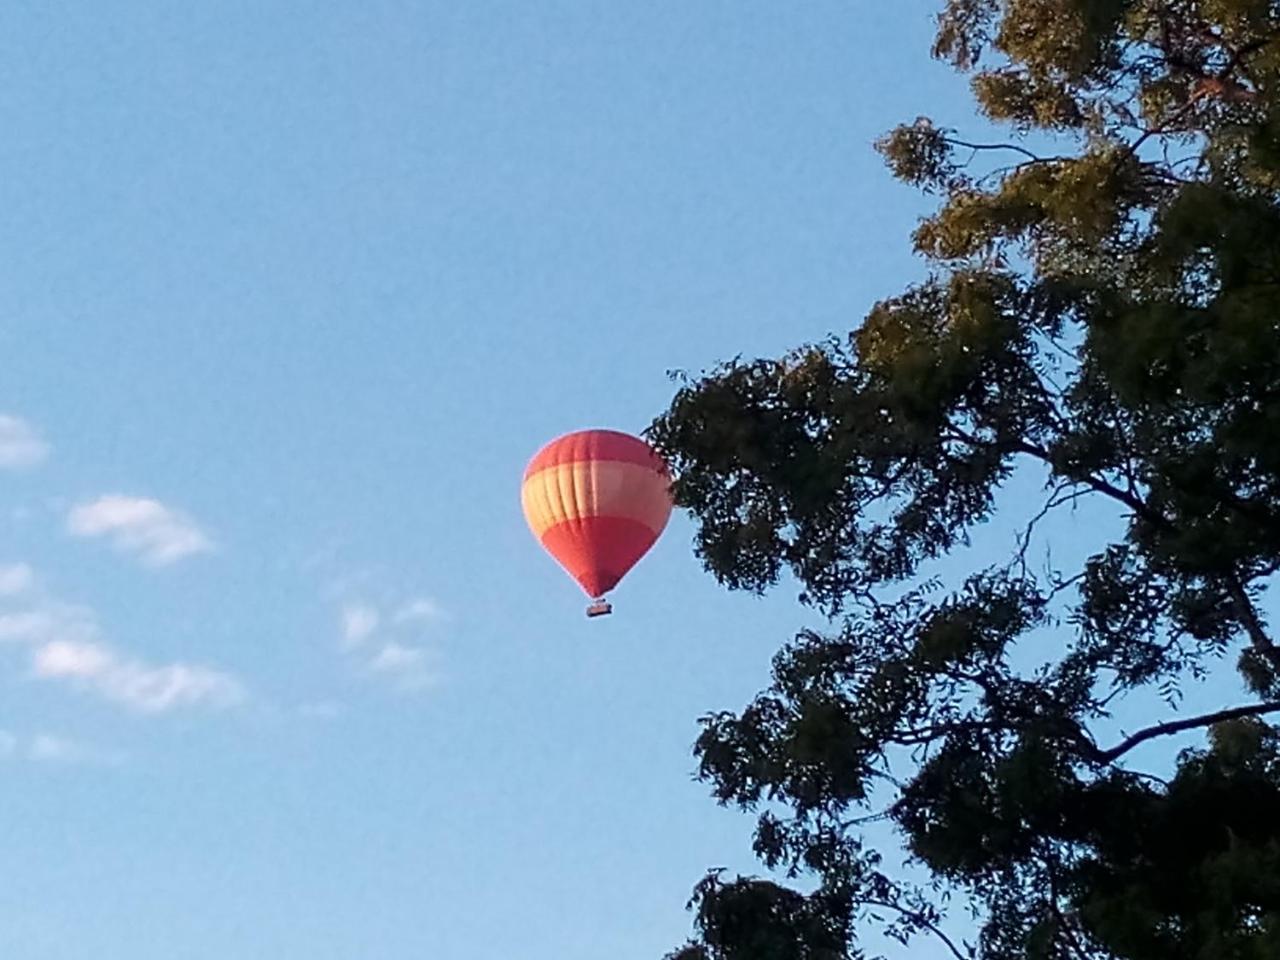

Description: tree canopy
[649,2,1280,957]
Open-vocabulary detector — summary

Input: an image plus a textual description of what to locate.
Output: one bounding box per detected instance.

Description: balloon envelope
[521,429,673,598]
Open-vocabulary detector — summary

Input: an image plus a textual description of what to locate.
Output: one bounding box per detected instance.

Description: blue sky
[0,3,1263,959]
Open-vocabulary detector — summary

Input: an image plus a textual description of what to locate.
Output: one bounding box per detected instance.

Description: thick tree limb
[1093,700,1280,763]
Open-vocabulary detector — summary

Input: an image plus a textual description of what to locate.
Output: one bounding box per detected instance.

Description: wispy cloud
[340,603,379,648]
[0,729,120,766]
[0,415,49,469]
[27,733,122,766]
[368,642,425,673]
[0,563,34,597]
[0,570,244,714]
[32,637,243,714]
[67,495,213,566]
[330,589,446,694]
[367,641,439,692]
[0,609,77,644]
[392,597,446,624]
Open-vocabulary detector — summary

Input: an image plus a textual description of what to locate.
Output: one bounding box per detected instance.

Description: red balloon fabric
[521,429,673,597]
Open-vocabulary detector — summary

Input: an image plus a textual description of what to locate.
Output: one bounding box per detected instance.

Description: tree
[648,2,1280,958]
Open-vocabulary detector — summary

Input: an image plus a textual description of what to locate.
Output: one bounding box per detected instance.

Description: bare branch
[939,424,1156,527]
[1016,481,1089,580]
[860,898,972,960]
[1006,438,1166,525]
[1046,570,1087,601]
[943,136,1043,163]
[1093,700,1280,764]
[945,428,1280,678]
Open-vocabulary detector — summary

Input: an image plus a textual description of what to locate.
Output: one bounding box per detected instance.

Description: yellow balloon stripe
[521,460,672,538]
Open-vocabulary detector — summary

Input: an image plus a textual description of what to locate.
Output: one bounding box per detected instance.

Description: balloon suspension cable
[586,598,613,618]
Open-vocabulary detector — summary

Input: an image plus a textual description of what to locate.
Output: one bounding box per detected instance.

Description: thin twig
[861,899,971,960]
[1016,482,1089,580]
[943,136,1043,163]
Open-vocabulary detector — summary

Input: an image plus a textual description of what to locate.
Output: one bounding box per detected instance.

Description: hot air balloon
[521,428,673,617]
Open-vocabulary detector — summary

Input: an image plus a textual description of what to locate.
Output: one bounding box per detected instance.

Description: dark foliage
[653,2,1280,957]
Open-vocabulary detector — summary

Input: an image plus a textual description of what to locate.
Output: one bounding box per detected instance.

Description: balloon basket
[586,599,613,618]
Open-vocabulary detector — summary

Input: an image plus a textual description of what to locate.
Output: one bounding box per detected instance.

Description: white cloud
[0,415,49,469]
[32,638,243,714]
[67,495,213,566]
[340,603,379,648]
[0,563,34,596]
[28,733,121,766]
[0,568,244,715]
[33,638,112,678]
[368,642,438,692]
[368,641,426,673]
[0,601,98,646]
[392,597,445,624]
[0,609,72,644]
[332,591,445,694]
[0,730,118,766]
[29,734,78,761]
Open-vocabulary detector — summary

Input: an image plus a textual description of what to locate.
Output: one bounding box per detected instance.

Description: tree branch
[1043,851,1093,960]
[860,899,971,960]
[892,719,996,747]
[946,427,1280,674]
[945,427,1165,527]
[1093,700,1280,763]
[943,136,1043,163]
[1225,572,1280,672]
[1016,482,1088,580]
[1010,439,1164,524]
[1127,31,1280,155]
